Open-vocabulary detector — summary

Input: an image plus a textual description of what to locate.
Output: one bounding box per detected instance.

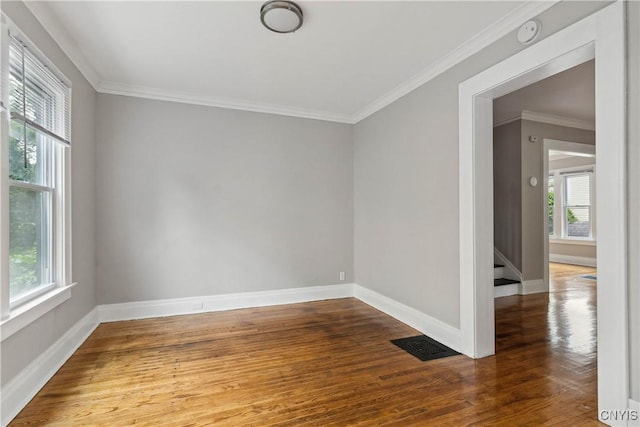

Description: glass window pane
[9,186,52,301]
[566,207,590,238]
[566,174,590,205]
[8,120,51,186]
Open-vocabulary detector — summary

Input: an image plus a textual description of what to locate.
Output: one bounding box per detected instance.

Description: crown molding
[351,1,559,123]
[493,112,522,128]
[25,0,559,124]
[521,110,595,131]
[22,1,100,89]
[494,110,595,131]
[96,81,353,124]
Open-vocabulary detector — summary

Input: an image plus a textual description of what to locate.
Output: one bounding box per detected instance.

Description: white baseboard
[549,254,597,267]
[353,285,461,353]
[98,284,355,323]
[519,279,546,295]
[494,247,522,280]
[494,283,519,298]
[1,308,100,427]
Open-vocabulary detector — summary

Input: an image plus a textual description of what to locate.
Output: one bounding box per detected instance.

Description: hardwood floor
[10,263,599,426]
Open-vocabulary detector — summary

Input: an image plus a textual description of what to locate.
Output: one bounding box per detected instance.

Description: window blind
[8,31,71,146]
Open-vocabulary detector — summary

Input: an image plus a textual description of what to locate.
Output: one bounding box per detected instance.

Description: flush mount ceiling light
[260,1,303,34]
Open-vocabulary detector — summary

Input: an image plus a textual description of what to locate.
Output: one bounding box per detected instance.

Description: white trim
[98,284,354,323]
[459,2,627,422]
[549,254,597,267]
[521,110,595,131]
[1,307,99,427]
[519,279,546,295]
[0,284,75,341]
[550,238,596,246]
[353,285,461,353]
[0,15,10,320]
[351,1,558,123]
[593,3,628,421]
[494,283,518,298]
[545,138,596,156]
[494,247,522,280]
[97,81,353,124]
[21,1,100,88]
[492,112,522,128]
[493,110,596,131]
[493,279,545,298]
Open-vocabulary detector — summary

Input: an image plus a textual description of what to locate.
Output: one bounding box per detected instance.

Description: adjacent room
[1,1,638,426]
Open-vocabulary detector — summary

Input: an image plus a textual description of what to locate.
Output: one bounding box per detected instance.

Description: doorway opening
[458,2,627,422]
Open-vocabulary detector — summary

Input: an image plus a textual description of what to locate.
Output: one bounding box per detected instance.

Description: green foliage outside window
[548,190,578,226]
[9,122,44,296]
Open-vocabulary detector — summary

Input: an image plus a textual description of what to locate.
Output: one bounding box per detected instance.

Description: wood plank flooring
[10,263,599,426]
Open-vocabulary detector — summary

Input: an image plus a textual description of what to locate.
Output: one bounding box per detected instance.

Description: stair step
[494,278,520,287]
[494,264,504,268]
[494,282,519,298]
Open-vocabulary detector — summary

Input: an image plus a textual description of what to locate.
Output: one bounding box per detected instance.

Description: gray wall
[0,2,97,386]
[520,120,595,281]
[627,0,640,402]
[96,95,353,304]
[493,121,522,271]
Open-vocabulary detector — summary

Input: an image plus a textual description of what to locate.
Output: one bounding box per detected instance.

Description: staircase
[494,264,520,298]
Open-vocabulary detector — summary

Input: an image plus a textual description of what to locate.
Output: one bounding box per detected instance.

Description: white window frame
[548,165,597,244]
[0,16,74,341]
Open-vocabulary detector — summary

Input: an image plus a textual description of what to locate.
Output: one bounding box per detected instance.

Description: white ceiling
[24,1,555,123]
[494,59,595,126]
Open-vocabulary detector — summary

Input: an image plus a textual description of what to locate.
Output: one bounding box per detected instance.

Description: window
[564,173,591,238]
[1,23,72,321]
[548,167,595,241]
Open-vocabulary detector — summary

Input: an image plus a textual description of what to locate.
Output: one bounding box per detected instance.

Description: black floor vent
[391,335,460,361]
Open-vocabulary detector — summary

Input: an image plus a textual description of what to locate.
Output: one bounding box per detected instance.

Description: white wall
[0,2,97,386]
[96,94,353,304]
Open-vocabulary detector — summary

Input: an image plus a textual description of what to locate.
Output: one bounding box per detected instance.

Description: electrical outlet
[339,272,346,281]
[192,302,203,311]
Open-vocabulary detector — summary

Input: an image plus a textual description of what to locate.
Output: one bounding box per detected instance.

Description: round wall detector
[517,20,541,45]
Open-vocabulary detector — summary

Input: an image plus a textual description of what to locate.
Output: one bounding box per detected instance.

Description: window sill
[1,283,76,342]
[549,238,596,246]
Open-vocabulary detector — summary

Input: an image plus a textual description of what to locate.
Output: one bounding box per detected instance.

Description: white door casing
[459,2,627,424]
